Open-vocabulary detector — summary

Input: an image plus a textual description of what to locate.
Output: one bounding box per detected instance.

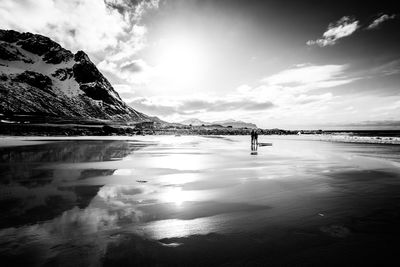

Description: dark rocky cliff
[0,29,149,123]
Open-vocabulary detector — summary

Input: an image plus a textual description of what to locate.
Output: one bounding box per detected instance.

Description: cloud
[121,59,148,73]
[307,16,359,47]
[263,64,345,85]
[125,64,350,120]
[105,0,158,19]
[373,100,400,112]
[203,100,274,112]
[367,14,396,30]
[236,84,252,94]
[128,97,178,115]
[295,93,333,105]
[261,64,354,92]
[0,0,159,54]
[114,84,135,95]
[128,96,275,116]
[365,59,400,77]
[98,58,154,84]
[126,70,339,120]
[307,14,397,47]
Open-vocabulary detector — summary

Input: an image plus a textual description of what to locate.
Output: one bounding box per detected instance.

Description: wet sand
[1,135,400,266]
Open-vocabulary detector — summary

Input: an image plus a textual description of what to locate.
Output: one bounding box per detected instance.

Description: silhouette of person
[254,129,258,146]
[250,129,258,155]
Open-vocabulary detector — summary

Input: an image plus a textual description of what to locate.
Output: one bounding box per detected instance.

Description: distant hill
[0,29,149,123]
[180,118,209,126]
[212,119,257,128]
[180,118,257,128]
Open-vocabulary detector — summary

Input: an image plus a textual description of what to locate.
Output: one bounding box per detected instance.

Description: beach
[1,135,400,266]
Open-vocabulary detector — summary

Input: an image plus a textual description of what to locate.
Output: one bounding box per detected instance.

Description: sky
[1,0,400,129]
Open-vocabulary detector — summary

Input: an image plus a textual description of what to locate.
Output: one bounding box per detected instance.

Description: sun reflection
[143,217,215,240]
[161,187,193,206]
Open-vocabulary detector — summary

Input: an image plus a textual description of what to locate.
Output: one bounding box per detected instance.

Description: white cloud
[261,64,354,92]
[98,58,154,85]
[236,84,252,94]
[295,93,333,105]
[307,16,359,47]
[120,63,398,129]
[0,0,123,53]
[128,94,275,117]
[367,14,396,30]
[0,0,159,54]
[125,65,343,123]
[114,84,134,94]
[373,100,400,112]
[263,65,345,85]
[122,63,357,123]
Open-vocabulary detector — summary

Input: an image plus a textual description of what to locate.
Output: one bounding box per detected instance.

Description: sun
[155,37,206,86]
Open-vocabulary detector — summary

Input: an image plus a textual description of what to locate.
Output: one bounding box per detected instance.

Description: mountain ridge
[180,118,257,128]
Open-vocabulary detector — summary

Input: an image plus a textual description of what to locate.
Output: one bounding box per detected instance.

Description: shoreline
[267,134,400,145]
[1,134,400,148]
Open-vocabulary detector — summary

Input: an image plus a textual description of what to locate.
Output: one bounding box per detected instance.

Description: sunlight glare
[156,37,206,85]
[161,187,192,206]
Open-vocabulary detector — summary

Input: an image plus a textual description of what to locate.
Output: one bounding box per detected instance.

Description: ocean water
[1,135,400,266]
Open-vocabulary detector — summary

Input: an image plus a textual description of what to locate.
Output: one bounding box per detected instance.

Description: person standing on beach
[250,129,255,146]
[254,129,259,146]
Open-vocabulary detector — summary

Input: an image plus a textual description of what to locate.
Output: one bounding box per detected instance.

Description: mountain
[0,29,149,123]
[180,118,209,126]
[180,118,257,128]
[212,119,257,128]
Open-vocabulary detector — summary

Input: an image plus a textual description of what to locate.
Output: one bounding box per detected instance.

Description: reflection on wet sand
[1,136,400,266]
[0,141,142,229]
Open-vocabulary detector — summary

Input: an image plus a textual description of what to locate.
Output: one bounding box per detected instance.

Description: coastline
[2,133,400,148]
[270,134,400,145]
[316,134,400,145]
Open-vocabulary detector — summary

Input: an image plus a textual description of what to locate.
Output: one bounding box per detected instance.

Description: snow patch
[0,64,24,75]
[51,75,82,97]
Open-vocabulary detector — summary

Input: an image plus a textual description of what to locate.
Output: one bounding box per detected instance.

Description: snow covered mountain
[0,29,149,123]
[180,118,257,128]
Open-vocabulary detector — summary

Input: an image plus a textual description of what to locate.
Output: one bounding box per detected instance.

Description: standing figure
[254,129,259,146]
[250,129,257,151]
